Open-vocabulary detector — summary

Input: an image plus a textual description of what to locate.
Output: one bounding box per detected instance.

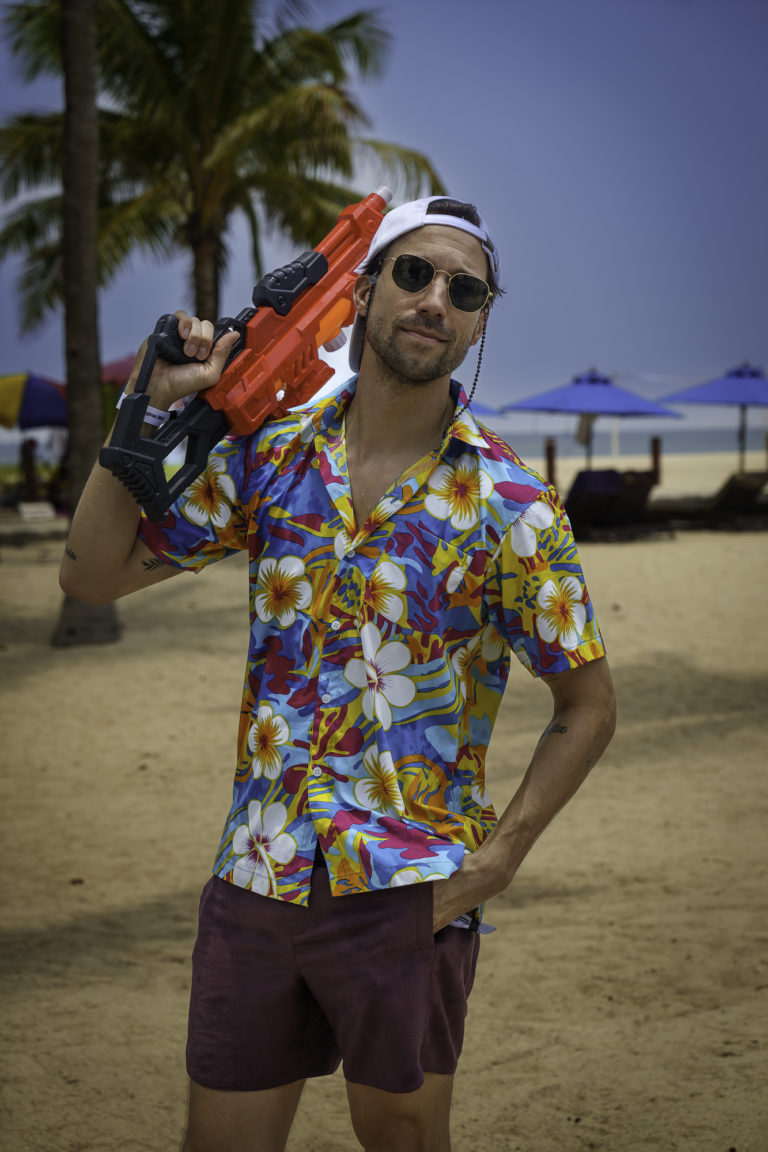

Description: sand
[1,451,767,1152]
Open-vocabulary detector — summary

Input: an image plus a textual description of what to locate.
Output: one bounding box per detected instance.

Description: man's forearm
[59,448,147,604]
[431,657,616,930]
[481,693,615,884]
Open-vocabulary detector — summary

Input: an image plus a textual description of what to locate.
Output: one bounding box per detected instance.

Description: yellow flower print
[182,455,236,528]
[254,556,312,628]
[536,576,587,650]
[363,560,406,623]
[425,453,493,531]
[247,702,290,779]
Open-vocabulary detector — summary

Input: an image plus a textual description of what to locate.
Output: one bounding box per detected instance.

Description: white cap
[348,196,499,372]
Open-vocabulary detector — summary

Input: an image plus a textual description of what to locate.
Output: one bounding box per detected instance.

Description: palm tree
[52,0,121,645]
[1,0,444,326]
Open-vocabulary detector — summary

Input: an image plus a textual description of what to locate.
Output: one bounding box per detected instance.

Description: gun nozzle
[323,332,347,353]
[374,185,393,206]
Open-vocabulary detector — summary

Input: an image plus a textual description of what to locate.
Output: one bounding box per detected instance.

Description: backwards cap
[348,195,499,372]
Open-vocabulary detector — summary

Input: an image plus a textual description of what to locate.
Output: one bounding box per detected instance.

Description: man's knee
[346,1075,453,1152]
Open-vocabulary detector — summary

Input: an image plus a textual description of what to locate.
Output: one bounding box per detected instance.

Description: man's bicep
[124,537,184,592]
[543,655,615,714]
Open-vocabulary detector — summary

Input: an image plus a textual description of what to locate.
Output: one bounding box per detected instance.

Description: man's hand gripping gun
[100,187,392,521]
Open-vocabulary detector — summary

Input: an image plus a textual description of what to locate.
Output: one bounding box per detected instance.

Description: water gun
[100,186,392,521]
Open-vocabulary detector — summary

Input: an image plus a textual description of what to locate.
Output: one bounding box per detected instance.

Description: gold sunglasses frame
[383,254,493,313]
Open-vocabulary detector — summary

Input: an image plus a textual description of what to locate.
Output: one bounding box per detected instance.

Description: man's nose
[415,270,451,312]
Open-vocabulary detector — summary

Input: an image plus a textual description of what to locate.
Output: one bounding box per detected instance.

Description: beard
[362,308,475,385]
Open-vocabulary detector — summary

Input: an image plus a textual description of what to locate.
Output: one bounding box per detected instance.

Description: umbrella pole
[738,404,746,473]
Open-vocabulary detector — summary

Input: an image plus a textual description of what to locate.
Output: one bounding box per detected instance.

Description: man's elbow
[59,564,117,606]
[595,673,617,753]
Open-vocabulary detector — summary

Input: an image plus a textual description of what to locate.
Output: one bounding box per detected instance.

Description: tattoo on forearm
[141,556,168,572]
[548,722,568,736]
[65,541,77,561]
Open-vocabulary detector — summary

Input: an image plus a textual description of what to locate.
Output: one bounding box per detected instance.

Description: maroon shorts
[187,857,480,1094]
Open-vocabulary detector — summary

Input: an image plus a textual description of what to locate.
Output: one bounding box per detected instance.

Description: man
[61,196,615,1152]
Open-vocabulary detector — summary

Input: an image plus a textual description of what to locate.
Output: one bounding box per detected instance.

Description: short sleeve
[137,435,252,572]
[486,486,605,677]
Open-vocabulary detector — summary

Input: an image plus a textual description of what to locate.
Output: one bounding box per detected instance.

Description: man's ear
[353,274,373,317]
[470,307,489,347]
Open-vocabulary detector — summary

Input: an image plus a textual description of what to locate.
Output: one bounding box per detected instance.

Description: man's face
[355,225,489,386]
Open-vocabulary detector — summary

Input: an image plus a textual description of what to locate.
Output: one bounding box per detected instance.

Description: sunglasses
[384,253,492,313]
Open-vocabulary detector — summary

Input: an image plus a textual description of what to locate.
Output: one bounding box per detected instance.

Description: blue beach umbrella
[465,399,500,418]
[501,368,680,467]
[658,362,768,471]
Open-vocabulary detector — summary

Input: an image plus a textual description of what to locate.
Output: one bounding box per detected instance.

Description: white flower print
[353,748,405,814]
[389,868,443,886]
[344,622,416,730]
[481,623,505,664]
[334,527,354,559]
[232,800,297,895]
[508,500,556,558]
[247,703,290,780]
[363,560,407,624]
[425,453,492,531]
[536,576,587,650]
[254,555,312,628]
[451,641,480,700]
[182,455,236,528]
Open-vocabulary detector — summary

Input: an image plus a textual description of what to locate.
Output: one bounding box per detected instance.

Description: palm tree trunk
[192,231,221,322]
[52,0,121,647]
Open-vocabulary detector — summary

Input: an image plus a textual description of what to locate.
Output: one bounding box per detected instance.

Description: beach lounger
[648,469,768,529]
[564,468,659,538]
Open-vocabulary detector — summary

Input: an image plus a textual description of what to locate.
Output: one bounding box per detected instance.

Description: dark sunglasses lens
[391,254,489,312]
[392,254,433,292]
[449,274,489,312]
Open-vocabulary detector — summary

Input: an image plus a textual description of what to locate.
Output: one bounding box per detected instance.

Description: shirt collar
[298,375,487,455]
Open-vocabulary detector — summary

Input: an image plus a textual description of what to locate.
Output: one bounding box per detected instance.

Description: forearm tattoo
[65,541,77,561]
[547,721,568,736]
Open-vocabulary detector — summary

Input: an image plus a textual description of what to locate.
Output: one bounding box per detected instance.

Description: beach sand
[1,450,767,1152]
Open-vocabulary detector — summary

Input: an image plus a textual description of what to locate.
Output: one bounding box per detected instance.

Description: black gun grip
[251,251,328,316]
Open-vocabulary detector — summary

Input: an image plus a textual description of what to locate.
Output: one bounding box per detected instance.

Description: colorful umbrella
[658,362,768,471]
[501,368,680,466]
[0,372,68,430]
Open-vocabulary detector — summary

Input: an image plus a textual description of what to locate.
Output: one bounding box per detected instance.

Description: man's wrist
[116,390,172,427]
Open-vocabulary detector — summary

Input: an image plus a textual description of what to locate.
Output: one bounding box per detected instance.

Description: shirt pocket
[380,522,487,640]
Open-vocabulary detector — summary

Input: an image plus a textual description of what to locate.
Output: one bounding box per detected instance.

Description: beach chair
[648,469,768,528]
[564,468,658,537]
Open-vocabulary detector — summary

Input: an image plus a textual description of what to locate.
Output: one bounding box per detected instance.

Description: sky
[1,0,767,444]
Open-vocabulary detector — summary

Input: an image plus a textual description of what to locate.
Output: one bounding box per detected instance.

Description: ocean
[1,421,765,467]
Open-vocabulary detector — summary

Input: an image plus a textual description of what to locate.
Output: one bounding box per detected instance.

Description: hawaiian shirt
[138,378,605,906]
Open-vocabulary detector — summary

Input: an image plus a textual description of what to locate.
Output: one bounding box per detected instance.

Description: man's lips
[399,323,449,345]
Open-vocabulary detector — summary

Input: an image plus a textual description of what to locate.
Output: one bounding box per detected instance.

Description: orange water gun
[100,187,391,521]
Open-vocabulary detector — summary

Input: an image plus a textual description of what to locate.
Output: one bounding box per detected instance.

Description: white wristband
[116,390,171,427]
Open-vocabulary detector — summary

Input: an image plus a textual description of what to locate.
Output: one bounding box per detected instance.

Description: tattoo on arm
[547,722,568,736]
[65,542,77,561]
[141,556,169,573]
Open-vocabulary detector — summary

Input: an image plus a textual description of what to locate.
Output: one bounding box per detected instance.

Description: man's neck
[346,364,456,463]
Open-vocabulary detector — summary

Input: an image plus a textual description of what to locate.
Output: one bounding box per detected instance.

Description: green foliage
[1,0,445,328]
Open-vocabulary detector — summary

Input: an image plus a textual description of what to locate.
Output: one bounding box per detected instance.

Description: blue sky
[1,0,767,436]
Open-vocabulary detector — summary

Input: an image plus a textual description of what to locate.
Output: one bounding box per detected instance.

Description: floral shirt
[138,378,605,905]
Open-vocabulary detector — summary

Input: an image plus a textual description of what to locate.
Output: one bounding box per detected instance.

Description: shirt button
[311,766,323,778]
[330,620,341,631]
[321,693,331,704]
